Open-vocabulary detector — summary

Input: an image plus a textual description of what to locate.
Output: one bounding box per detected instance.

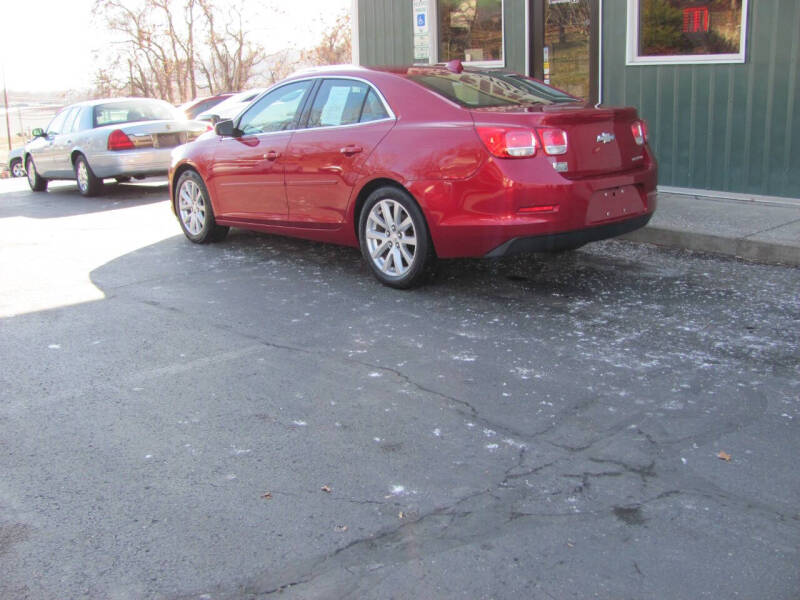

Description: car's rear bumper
[90,148,173,179]
[413,153,658,258]
[484,212,653,257]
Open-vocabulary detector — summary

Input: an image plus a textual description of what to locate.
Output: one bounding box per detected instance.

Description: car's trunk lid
[471,104,646,177]
[99,120,208,149]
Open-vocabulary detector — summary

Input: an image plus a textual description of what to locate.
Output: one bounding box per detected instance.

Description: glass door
[531,0,598,103]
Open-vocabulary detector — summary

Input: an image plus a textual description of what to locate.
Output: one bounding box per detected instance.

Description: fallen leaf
[398,511,405,519]
[321,485,332,493]
[717,451,732,462]
[334,525,348,532]
[261,492,272,500]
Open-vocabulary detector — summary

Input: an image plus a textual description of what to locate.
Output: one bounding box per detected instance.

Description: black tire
[26,156,48,192]
[358,186,435,289]
[10,158,25,178]
[174,170,229,244]
[114,176,131,183]
[74,155,103,197]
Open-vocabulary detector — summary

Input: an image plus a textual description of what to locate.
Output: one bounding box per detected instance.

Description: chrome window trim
[234,75,397,136]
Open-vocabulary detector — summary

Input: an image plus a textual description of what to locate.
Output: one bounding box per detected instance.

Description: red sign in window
[683,7,710,33]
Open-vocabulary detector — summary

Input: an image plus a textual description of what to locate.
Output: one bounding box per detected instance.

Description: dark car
[169,63,657,288]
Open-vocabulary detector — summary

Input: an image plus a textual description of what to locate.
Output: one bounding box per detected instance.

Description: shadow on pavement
[0,179,170,220]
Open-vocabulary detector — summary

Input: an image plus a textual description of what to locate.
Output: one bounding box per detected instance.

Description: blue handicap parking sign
[417,13,426,27]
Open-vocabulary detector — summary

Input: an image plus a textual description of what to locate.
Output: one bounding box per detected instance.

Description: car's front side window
[237,81,312,135]
[65,108,83,133]
[46,109,71,136]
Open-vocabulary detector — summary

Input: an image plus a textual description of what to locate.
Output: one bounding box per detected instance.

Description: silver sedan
[23,98,208,196]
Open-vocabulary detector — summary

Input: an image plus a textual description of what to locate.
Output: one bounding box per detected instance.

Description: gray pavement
[624,191,800,266]
[0,178,798,599]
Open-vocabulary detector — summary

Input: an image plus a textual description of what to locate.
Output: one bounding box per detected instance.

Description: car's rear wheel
[74,155,103,197]
[10,159,25,178]
[359,187,434,289]
[26,156,48,192]
[175,170,229,243]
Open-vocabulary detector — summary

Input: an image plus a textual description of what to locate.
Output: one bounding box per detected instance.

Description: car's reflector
[107,129,135,151]
[476,126,537,158]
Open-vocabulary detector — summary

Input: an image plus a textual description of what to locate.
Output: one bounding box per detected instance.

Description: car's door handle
[263,150,281,161]
[340,145,363,155]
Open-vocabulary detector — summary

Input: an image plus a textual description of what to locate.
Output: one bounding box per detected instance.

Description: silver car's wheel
[174,169,229,244]
[77,160,89,192]
[11,160,25,178]
[26,156,47,192]
[365,199,418,277]
[178,178,206,235]
[74,155,102,197]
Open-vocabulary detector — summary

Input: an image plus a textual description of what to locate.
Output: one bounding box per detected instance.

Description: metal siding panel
[359,0,411,66]
[504,1,526,74]
[602,0,800,197]
[690,67,711,189]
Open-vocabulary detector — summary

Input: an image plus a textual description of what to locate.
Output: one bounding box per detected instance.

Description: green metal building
[353,1,800,200]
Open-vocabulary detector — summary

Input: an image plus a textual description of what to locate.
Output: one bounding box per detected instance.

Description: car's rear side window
[93,101,178,127]
[360,90,389,123]
[408,70,577,108]
[307,80,370,128]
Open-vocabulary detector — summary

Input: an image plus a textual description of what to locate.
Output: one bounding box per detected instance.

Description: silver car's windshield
[93,100,180,127]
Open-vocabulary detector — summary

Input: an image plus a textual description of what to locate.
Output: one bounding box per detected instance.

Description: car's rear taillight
[536,128,568,155]
[108,129,134,151]
[476,126,537,158]
[631,120,648,145]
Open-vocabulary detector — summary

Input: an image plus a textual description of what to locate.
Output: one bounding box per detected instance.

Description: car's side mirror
[214,119,239,137]
[32,128,45,138]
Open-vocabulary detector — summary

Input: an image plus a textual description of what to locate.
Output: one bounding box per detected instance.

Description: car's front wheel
[10,159,25,178]
[359,187,434,289]
[74,155,103,197]
[175,170,229,243]
[26,156,47,192]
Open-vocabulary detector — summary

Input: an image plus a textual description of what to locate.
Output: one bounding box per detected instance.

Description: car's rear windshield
[408,70,578,108]
[93,100,179,127]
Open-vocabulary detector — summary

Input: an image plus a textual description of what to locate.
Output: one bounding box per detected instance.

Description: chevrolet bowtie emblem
[596,132,615,144]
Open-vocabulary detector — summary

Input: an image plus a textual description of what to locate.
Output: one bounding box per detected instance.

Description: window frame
[294,77,396,132]
[626,0,749,66]
[433,0,505,68]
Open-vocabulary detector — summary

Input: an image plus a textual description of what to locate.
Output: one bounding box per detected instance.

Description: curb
[622,226,800,267]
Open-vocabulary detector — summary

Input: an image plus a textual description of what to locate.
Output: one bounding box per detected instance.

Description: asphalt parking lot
[1,178,798,599]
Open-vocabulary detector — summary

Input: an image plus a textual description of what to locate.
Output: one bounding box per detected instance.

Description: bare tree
[300,13,352,66]
[93,0,268,101]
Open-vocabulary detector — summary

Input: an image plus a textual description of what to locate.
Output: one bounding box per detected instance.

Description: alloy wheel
[26,160,36,187]
[365,199,418,277]
[77,160,89,193]
[178,178,207,235]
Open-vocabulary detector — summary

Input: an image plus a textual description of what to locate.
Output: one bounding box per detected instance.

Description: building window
[437,0,504,66]
[627,0,748,65]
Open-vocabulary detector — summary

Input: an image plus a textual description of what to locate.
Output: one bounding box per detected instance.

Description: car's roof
[285,64,475,81]
[66,97,176,109]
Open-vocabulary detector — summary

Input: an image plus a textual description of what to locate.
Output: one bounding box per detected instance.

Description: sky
[0,0,351,93]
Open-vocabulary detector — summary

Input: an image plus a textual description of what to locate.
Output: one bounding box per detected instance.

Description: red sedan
[169,62,657,288]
